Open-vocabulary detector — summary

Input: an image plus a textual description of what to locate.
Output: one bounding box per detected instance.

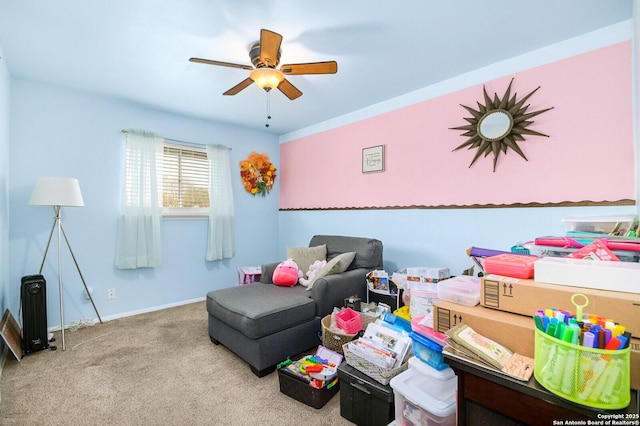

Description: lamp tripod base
[39,206,102,351]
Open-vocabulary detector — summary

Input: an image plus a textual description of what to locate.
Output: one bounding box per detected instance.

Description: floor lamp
[29,177,102,351]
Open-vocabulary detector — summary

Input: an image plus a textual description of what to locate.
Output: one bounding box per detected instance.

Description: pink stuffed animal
[272,259,299,287]
[299,259,327,288]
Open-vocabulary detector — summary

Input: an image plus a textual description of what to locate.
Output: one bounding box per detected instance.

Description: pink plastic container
[335,308,363,334]
[483,253,539,279]
[410,315,447,347]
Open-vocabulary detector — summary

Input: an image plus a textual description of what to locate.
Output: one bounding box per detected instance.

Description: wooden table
[445,354,639,425]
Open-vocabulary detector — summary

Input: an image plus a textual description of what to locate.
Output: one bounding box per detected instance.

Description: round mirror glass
[478,110,513,141]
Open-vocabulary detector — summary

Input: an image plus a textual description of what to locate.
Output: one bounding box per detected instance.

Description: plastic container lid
[408,356,455,382]
[382,312,412,334]
[410,331,443,352]
[436,276,480,306]
[409,331,448,371]
[410,288,438,298]
[410,315,448,346]
[390,368,457,418]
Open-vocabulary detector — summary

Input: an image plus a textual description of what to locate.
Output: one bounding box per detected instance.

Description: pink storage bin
[483,253,539,279]
[335,308,363,334]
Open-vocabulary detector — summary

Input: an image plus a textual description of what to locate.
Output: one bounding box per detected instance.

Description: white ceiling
[0,1,633,135]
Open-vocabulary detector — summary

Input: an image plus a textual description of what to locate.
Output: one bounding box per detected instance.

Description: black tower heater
[21,274,49,355]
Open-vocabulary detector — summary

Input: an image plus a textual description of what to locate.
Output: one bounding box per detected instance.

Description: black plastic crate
[278,366,339,409]
[337,361,395,426]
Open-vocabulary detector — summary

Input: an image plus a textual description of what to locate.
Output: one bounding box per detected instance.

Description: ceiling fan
[189,29,338,100]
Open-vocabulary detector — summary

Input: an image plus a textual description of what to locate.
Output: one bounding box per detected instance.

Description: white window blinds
[161,144,210,209]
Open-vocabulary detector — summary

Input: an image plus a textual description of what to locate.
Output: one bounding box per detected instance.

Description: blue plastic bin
[409,331,447,371]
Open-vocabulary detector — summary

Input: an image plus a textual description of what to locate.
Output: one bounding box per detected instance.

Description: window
[118,131,234,266]
[161,144,210,216]
[124,141,210,217]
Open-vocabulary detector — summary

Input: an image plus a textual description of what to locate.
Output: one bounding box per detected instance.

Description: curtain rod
[121,129,231,150]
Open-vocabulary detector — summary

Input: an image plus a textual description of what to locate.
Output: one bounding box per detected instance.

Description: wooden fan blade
[189,57,253,70]
[223,78,254,96]
[277,78,302,100]
[280,61,338,75]
[259,29,283,66]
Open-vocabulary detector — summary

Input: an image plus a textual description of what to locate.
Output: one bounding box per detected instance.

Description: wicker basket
[360,312,378,330]
[321,315,357,354]
[342,342,410,385]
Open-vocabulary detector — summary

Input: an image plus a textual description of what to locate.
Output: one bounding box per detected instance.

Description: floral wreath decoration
[239,151,277,196]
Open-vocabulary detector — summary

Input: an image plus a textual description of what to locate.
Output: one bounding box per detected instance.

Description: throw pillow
[306,251,357,291]
[287,244,327,278]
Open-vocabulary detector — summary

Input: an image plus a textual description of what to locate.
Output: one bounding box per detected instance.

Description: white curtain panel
[206,144,235,261]
[115,131,164,269]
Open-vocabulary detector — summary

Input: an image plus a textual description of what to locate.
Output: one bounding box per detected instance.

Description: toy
[272,259,299,287]
[298,354,338,381]
[299,259,327,287]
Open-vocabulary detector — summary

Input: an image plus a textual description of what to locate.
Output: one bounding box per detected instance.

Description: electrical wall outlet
[107,288,116,300]
[85,286,94,301]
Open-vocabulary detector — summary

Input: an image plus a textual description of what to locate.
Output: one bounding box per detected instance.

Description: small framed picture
[362,145,385,173]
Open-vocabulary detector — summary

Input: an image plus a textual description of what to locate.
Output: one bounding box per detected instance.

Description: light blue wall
[278,206,636,276]
[8,79,280,327]
[0,46,10,319]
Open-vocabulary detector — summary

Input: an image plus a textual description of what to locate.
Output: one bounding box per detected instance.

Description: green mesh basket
[534,327,630,409]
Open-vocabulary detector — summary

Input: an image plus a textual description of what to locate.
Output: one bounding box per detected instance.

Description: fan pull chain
[265,92,272,128]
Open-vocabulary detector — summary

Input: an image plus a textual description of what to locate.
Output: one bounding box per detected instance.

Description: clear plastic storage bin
[436,276,480,307]
[561,215,636,236]
[390,365,456,425]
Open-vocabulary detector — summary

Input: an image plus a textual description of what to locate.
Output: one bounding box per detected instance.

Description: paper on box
[409,289,438,326]
[534,257,640,293]
[433,300,535,358]
[480,275,640,333]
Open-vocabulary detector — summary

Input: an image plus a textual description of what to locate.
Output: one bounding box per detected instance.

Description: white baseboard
[47,297,207,332]
[99,297,206,322]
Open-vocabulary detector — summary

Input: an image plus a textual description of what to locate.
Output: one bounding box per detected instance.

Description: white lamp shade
[29,177,85,207]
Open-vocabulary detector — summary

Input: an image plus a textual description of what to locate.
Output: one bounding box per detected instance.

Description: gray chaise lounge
[206,235,384,377]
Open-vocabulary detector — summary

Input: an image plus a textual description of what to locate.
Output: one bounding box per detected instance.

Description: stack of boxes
[338,266,455,426]
[388,266,458,425]
[432,270,640,392]
[341,237,640,423]
[405,267,450,328]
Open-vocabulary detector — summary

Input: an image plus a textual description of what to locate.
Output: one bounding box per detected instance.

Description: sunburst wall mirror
[450,78,553,172]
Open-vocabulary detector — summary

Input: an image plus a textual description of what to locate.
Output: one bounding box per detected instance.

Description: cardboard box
[534,257,640,293]
[434,301,640,390]
[480,275,640,333]
[433,300,535,358]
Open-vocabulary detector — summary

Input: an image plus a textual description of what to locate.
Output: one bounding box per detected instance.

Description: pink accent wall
[281,42,633,209]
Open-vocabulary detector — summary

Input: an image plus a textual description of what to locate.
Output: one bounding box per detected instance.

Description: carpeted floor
[0,301,353,425]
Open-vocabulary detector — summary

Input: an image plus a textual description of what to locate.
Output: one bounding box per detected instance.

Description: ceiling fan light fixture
[250,67,284,91]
